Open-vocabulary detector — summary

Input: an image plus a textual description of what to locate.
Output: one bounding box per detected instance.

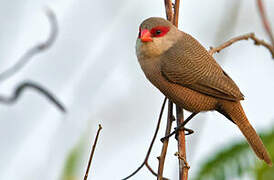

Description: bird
[136,17,272,166]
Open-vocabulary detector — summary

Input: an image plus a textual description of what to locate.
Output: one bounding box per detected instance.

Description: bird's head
[136,17,180,59]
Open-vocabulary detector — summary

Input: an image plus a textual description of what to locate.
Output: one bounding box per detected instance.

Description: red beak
[140,29,153,42]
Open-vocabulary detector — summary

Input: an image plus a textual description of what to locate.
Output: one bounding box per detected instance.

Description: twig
[173,0,180,27]
[164,0,173,22]
[0,7,58,82]
[170,0,189,179]
[122,97,168,180]
[0,81,66,112]
[257,0,274,46]
[208,32,274,58]
[157,100,173,180]
[176,106,188,180]
[84,124,103,180]
[145,162,158,176]
[163,1,189,180]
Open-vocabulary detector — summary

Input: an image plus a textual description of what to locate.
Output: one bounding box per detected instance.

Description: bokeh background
[0,0,273,179]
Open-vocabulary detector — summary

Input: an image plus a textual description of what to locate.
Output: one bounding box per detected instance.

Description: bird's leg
[175,127,194,140]
[160,112,197,142]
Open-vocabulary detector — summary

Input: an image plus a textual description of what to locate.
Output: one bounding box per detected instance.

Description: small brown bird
[136,17,272,166]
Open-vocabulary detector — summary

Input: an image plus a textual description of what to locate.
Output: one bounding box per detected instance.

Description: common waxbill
[136,17,272,166]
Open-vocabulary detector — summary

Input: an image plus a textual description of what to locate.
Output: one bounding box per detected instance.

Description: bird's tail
[223,101,272,166]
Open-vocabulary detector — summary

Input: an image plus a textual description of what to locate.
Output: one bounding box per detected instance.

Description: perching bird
[136,17,272,166]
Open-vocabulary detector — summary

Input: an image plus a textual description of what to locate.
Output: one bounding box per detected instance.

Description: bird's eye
[138,27,141,38]
[150,26,170,37]
[155,30,162,35]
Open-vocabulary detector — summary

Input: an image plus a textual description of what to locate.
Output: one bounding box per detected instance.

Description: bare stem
[171,1,189,179]
[208,32,274,58]
[257,0,274,46]
[176,106,188,180]
[163,1,188,180]
[164,0,173,22]
[122,97,168,180]
[173,0,181,27]
[157,100,173,180]
[84,124,103,180]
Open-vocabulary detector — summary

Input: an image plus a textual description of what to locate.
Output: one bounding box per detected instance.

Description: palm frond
[194,127,274,180]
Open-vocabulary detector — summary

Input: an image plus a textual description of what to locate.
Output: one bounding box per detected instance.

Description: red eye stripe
[150,26,170,37]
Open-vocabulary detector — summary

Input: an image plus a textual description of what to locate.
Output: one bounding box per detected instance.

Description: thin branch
[164,0,173,22]
[257,0,274,46]
[84,124,103,180]
[122,97,168,180]
[170,1,189,179]
[176,106,188,180]
[157,100,173,180]
[173,0,180,27]
[0,7,58,82]
[145,162,158,176]
[208,32,274,58]
[0,81,66,112]
[163,1,188,180]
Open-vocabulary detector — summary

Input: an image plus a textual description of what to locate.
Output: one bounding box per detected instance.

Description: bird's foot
[160,112,197,142]
[175,127,194,140]
[160,126,194,142]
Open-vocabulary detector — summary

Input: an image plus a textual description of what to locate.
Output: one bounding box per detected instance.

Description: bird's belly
[151,75,218,113]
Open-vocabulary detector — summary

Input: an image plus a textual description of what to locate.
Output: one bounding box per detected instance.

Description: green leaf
[60,139,85,180]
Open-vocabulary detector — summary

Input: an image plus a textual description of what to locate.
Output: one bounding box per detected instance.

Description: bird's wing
[161,32,244,101]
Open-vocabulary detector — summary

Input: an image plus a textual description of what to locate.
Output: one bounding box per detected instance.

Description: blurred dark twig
[257,0,274,46]
[0,8,65,113]
[122,97,169,180]
[84,124,103,180]
[0,7,58,81]
[0,81,65,112]
[209,32,274,58]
